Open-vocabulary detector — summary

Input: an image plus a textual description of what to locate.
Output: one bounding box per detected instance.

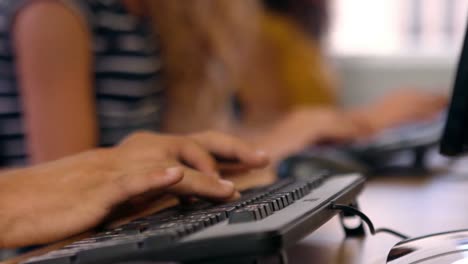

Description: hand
[117,131,269,177]
[188,131,269,174]
[257,107,364,163]
[0,131,269,248]
[351,89,448,134]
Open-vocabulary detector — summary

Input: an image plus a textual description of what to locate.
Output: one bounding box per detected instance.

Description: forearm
[347,89,449,136]
[0,167,32,248]
[0,149,111,248]
[346,107,382,136]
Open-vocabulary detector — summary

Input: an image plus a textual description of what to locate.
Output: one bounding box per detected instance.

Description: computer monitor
[440,19,468,156]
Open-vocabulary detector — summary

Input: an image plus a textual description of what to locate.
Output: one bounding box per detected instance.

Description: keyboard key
[199,206,236,217]
[77,242,139,263]
[253,203,273,216]
[143,229,179,247]
[23,255,73,264]
[183,220,205,231]
[268,194,290,207]
[255,204,268,218]
[277,192,295,204]
[269,197,285,209]
[261,198,282,211]
[229,209,260,223]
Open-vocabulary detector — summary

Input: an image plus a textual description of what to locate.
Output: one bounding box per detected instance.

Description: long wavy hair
[147,1,262,133]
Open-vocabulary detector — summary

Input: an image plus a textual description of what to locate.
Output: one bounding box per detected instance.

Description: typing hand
[351,89,448,135]
[257,107,365,163]
[188,131,269,174]
[0,131,269,248]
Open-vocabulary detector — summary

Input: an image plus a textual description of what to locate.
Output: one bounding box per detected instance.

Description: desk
[287,173,468,264]
[6,172,468,264]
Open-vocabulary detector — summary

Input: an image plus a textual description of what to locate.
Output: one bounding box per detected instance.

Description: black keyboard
[23,172,365,264]
[348,112,445,157]
[280,114,447,178]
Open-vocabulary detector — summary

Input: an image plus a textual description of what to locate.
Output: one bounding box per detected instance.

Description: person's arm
[348,89,448,136]
[0,131,268,249]
[14,1,97,164]
[0,148,183,249]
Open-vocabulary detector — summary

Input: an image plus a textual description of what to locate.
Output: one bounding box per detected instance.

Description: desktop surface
[7,167,468,264]
[286,169,468,264]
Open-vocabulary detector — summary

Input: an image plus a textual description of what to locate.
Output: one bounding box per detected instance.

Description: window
[328,0,468,56]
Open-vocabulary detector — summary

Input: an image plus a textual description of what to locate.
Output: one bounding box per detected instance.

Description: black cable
[330,203,410,240]
[331,204,376,233]
[374,228,409,239]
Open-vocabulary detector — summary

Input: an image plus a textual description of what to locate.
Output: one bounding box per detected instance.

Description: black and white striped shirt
[0,0,163,167]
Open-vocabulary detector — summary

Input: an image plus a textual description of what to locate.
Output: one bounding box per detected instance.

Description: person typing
[0,131,269,249]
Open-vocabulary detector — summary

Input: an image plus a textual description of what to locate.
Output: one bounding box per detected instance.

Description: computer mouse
[387,229,468,263]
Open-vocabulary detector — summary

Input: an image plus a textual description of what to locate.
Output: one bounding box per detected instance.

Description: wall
[332,55,457,107]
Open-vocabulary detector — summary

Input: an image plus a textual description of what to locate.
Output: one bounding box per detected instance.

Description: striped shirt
[0,0,163,167]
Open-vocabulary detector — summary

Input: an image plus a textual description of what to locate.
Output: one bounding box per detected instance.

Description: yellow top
[259,12,337,107]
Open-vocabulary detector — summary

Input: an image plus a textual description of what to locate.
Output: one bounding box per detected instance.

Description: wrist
[0,200,10,248]
[347,109,382,136]
[0,169,27,248]
[77,147,115,170]
[0,216,14,249]
[255,128,306,166]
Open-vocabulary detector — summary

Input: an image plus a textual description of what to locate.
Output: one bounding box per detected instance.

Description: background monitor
[440,18,468,156]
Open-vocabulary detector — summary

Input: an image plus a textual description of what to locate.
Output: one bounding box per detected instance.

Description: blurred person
[0,0,163,166]
[150,0,447,162]
[0,0,361,168]
[236,0,338,117]
[263,0,330,42]
[0,130,269,248]
[256,0,447,129]
[150,1,371,164]
[1,0,445,170]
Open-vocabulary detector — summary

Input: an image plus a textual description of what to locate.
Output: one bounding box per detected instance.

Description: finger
[314,123,360,144]
[179,140,219,178]
[111,167,184,203]
[168,168,238,201]
[191,132,269,169]
[222,191,241,203]
[179,196,199,205]
[318,117,359,137]
[218,162,251,174]
[337,123,361,139]
[431,95,449,108]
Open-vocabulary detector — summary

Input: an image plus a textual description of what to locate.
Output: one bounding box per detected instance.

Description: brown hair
[147,0,262,133]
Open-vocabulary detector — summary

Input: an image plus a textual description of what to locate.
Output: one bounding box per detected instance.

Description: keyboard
[347,112,446,159]
[23,172,365,264]
[280,114,447,177]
